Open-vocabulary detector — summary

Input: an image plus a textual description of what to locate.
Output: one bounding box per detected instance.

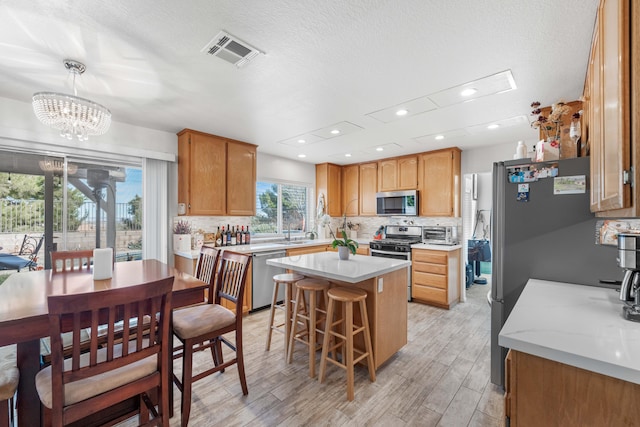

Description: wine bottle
[215,226,222,247]
[226,224,231,246]
[236,225,242,245]
[245,225,250,244]
[239,226,245,245]
[231,226,237,245]
[221,226,227,246]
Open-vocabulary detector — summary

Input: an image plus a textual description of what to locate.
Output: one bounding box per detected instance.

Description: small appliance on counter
[617,233,640,322]
[422,225,459,245]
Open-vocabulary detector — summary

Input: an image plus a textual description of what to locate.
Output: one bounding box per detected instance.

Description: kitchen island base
[505,349,640,426]
[318,268,407,370]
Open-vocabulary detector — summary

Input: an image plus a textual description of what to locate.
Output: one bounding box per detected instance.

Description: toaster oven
[422,226,459,245]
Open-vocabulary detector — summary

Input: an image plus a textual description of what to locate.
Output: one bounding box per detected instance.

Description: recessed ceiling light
[460,88,477,97]
[297,154,306,158]
[376,147,384,151]
[297,139,306,144]
[330,129,340,135]
[395,109,409,116]
[435,135,445,140]
[487,124,500,130]
[345,153,352,157]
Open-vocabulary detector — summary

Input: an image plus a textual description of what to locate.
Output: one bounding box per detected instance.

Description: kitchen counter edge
[498,278,640,385]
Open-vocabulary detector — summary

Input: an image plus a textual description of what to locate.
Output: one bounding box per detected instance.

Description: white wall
[0,97,177,161]
[257,152,315,184]
[461,141,527,175]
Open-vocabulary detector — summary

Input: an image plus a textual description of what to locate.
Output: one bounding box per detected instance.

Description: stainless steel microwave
[376,190,418,216]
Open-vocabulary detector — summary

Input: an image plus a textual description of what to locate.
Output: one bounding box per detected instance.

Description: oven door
[370,249,412,301]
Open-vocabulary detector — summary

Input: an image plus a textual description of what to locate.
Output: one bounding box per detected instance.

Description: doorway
[462,172,492,294]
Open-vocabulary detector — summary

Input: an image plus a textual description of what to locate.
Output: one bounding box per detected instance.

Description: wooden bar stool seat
[319,287,375,401]
[266,273,304,355]
[287,278,331,377]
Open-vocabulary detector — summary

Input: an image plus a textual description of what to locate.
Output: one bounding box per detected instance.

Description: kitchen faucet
[285,223,292,241]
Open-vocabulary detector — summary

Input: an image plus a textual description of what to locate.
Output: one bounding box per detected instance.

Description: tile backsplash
[174,215,462,241]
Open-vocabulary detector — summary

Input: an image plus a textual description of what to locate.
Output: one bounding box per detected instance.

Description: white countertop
[411,243,462,251]
[174,238,372,259]
[499,278,640,384]
[266,251,410,283]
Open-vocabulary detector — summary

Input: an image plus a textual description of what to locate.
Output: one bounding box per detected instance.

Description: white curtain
[143,158,169,262]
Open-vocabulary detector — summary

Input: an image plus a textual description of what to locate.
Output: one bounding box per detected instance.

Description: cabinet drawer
[412,284,447,303]
[413,261,447,275]
[413,271,446,289]
[412,250,447,265]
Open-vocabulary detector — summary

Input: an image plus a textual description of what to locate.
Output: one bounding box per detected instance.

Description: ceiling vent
[202,31,262,68]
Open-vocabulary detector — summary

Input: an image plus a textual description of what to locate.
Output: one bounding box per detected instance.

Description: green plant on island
[330,229,359,255]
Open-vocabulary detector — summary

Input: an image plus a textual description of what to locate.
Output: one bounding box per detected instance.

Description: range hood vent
[202,31,262,68]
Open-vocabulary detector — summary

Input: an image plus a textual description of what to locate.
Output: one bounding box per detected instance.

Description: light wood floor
[119,283,503,427]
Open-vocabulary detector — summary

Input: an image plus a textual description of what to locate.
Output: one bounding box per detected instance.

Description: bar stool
[287,278,331,377]
[266,273,304,354]
[318,287,376,401]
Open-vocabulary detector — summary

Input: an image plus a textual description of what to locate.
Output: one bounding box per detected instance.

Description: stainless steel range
[370,225,422,301]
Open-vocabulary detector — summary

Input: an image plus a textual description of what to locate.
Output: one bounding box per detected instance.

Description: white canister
[93,248,113,280]
[516,141,527,159]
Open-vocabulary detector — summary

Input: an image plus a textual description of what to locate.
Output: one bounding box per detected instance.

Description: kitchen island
[267,251,410,369]
[499,278,640,426]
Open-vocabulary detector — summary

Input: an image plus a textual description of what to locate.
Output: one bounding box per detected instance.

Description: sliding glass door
[0,149,142,272]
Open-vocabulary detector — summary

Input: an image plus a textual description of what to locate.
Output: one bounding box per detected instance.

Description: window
[252,181,312,237]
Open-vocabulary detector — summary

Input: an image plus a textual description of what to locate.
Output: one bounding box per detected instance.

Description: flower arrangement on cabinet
[173,220,192,235]
[530,100,572,142]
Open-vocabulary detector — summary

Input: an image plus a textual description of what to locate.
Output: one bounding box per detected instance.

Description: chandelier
[32,59,111,141]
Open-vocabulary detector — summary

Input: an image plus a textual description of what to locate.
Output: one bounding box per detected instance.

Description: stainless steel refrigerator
[490,156,621,386]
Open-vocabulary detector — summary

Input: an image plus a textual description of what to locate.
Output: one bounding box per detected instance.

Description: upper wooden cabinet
[588,0,633,216]
[378,156,418,192]
[178,129,256,216]
[342,164,359,215]
[359,162,378,216]
[316,163,342,217]
[418,148,461,217]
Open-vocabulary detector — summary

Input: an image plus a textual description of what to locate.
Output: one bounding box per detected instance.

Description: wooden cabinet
[588,0,633,215]
[286,245,327,256]
[326,245,369,255]
[505,349,640,426]
[378,156,418,192]
[227,140,257,216]
[359,162,378,216]
[411,248,460,309]
[418,148,461,217]
[342,164,359,215]
[177,129,256,216]
[316,163,342,217]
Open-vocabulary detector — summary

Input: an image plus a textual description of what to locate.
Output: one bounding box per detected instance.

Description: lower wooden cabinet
[411,248,460,309]
[286,244,327,256]
[325,245,369,255]
[505,349,640,426]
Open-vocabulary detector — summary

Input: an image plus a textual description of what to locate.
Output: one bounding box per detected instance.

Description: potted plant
[173,220,192,252]
[331,230,359,260]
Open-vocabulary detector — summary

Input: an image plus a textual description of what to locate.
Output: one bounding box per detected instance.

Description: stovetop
[374,238,422,245]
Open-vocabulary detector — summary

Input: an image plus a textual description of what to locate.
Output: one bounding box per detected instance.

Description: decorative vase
[173,234,191,252]
[338,246,350,260]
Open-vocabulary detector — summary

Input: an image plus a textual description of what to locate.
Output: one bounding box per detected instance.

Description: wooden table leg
[17,339,41,427]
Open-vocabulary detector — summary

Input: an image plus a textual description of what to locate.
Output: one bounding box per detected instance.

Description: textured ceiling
[0,0,598,164]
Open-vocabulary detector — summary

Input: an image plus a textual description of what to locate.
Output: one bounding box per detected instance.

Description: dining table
[0,259,208,426]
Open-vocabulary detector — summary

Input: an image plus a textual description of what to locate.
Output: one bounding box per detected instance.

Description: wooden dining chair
[35,277,174,427]
[172,250,251,426]
[50,250,95,273]
[40,250,97,366]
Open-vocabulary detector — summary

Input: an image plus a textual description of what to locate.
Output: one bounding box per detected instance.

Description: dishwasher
[251,250,286,311]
